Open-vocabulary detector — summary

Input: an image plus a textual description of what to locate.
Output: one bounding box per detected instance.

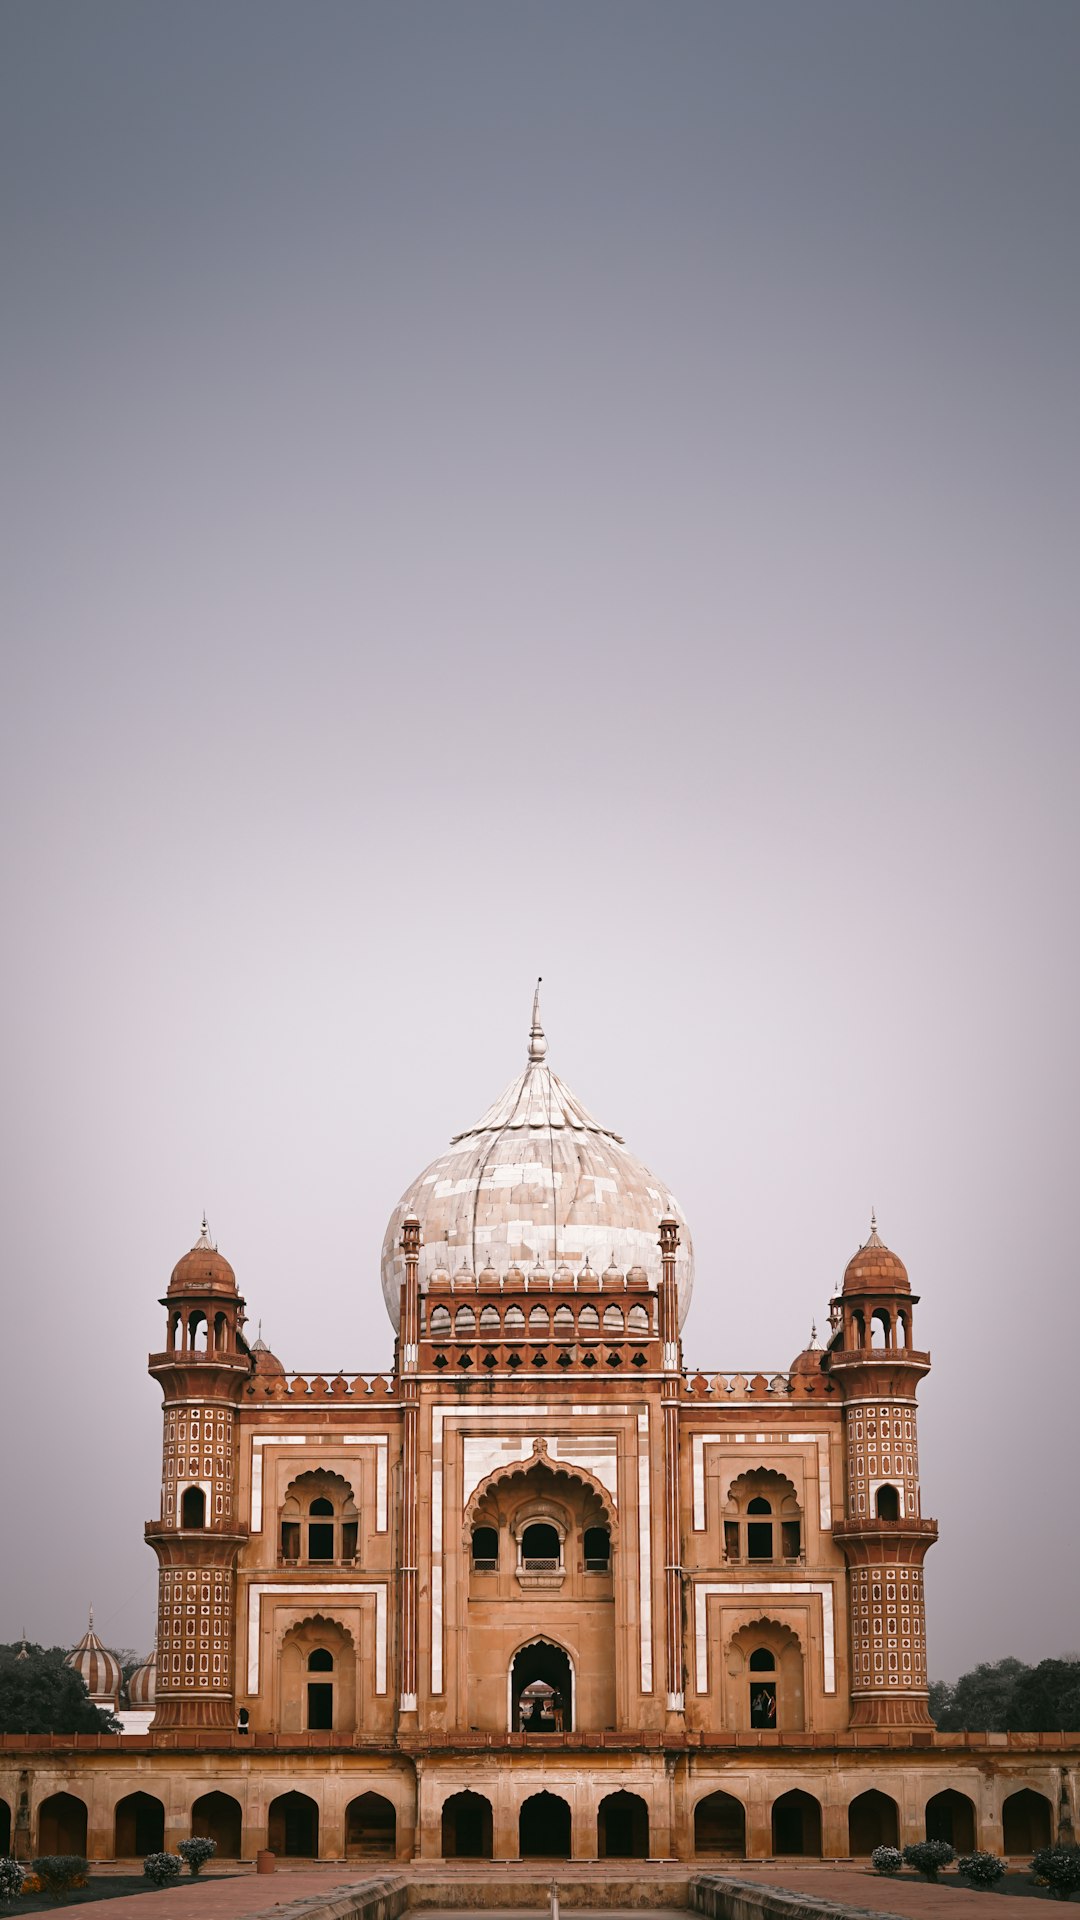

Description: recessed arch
[509,1635,575,1731]
[598,1790,648,1859]
[114,1791,164,1857]
[848,1790,899,1855]
[268,1790,319,1858]
[37,1793,87,1855]
[926,1789,976,1851]
[519,1791,570,1859]
[694,1791,746,1857]
[442,1790,493,1860]
[0,1799,10,1857]
[191,1791,242,1857]
[771,1789,822,1856]
[463,1445,616,1534]
[345,1792,396,1860]
[1002,1788,1052,1855]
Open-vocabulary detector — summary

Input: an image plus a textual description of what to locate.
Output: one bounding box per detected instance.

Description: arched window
[214,1311,229,1351]
[627,1303,649,1333]
[603,1304,624,1332]
[528,1303,550,1332]
[455,1304,476,1335]
[583,1526,610,1571]
[279,1472,359,1565]
[578,1303,599,1332]
[871,1309,890,1349]
[181,1485,206,1530]
[521,1522,561,1569]
[748,1646,777,1726]
[471,1525,499,1571]
[875,1483,901,1521]
[724,1471,803,1564]
[429,1304,451,1337]
[504,1303,525,1333]
[553,1303,574,1331]
[189,1311,208,1353]
[479,1304,500,1333]
[305,1645,333,1729]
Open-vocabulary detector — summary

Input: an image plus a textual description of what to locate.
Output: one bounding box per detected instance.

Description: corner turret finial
[866,1207,883,1249]
[528,978,547,1063]
[196,1214,214,1250]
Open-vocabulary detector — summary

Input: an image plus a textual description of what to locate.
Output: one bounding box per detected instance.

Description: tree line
[929,1656,1080,1732]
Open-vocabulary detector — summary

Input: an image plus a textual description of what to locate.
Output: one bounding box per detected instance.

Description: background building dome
[790,1323,825,1376]
[65,1612,122,1708]
[168,1220,236,1296]
[127,1649,156,1707]
[381,989,694,1329]
[843,1214,909,1294]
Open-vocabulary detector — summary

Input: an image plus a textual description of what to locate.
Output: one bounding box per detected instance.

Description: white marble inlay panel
[249,1432,389,1532]
[246,1582,386,1694]
[461,1433,619,1507]
[637,1411,653,1693]
[693,1580,836,1694]
[691,1432,832,1532]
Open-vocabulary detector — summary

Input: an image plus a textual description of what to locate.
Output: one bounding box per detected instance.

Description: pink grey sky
[1,3,1077,1678]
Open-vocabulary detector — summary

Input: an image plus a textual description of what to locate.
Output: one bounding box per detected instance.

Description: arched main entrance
[191,1791,242,1857]
[771,1790,822,1856]
[926,1790,975,1851]
[694,1792,746,1857]
[510,1639,573,1732]
[37,1793,87,1855]
[114,1792,165,1856]
[519,1791,571,1858]
[1002,1789,1052,1855]
[848,1790,899,1855]
[598,1791,648,1859]
[0,1801,10,1857]
[345,1793,396,1859]
[268,1791,319,1858]
[442,1791,493,1860]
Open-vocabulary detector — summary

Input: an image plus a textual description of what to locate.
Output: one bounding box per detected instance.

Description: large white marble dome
[381,991,694,1329]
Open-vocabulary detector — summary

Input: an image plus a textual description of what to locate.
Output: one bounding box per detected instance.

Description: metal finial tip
[870,1207,877,1231]
[528,978,547,1062]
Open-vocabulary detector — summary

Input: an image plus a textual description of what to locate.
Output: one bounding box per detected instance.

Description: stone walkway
[722,1863,1065,1919]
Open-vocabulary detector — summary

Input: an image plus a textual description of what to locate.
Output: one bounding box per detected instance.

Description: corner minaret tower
[828,1217,937,1727]
[144,1222,250,1728]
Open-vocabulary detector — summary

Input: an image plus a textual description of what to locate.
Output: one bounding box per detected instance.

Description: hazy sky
[1,3,1077,1683]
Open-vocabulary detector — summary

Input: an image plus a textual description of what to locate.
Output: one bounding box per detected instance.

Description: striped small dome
[65,1614,122,1707]
[127,1649,156,1707]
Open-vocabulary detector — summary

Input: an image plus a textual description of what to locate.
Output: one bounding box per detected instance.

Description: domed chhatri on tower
[380,985,694,1328]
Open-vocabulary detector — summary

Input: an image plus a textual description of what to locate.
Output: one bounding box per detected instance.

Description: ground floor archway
[0,1800,10,1856]
[1002,1789,1052,1855]
[114,1792,164,1856]
[268,1791,319,1858]
[519,1791,571,1858]
[37,1793,87,1856]
[191,1791,243,1857]
[926,1790,975,1851]
[442,1791,493,1859]
[772,1790,822,1856]
[694,1792,746,1857]
[848,1790,899,1855]
[598,1790,648,1859]
[510,1640,573,1732]
[345,1793,395,1859]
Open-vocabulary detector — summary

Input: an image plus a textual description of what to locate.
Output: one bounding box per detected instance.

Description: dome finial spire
[528,978,547,1063]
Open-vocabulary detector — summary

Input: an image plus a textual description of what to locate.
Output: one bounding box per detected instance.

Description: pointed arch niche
[724,1617,806,1732]
[276,1613,356,1734]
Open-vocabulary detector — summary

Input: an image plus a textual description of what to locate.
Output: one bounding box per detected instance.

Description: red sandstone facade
[2,1005,1076,1865]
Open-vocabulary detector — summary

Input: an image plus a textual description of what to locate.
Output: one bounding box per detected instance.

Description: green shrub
[142,1853,182,1887]
[0,1860,25,1908]
[903,1840,956,1880]
[1031,1846,1080,1900]
[958,1851,1006,1889]
[870,1846,904,1875]
[176,1838,216,1877]
[31,1858,88,1896]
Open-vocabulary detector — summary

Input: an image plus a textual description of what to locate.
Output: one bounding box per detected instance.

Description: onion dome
[127,1649,156,1707]
[790,1322,825,1376]
[381,985,694,1327]
[168,1218,237,1297]
[604,1254,623,1284]
[843,1213,910,1294]
[65,1610,122,1707]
